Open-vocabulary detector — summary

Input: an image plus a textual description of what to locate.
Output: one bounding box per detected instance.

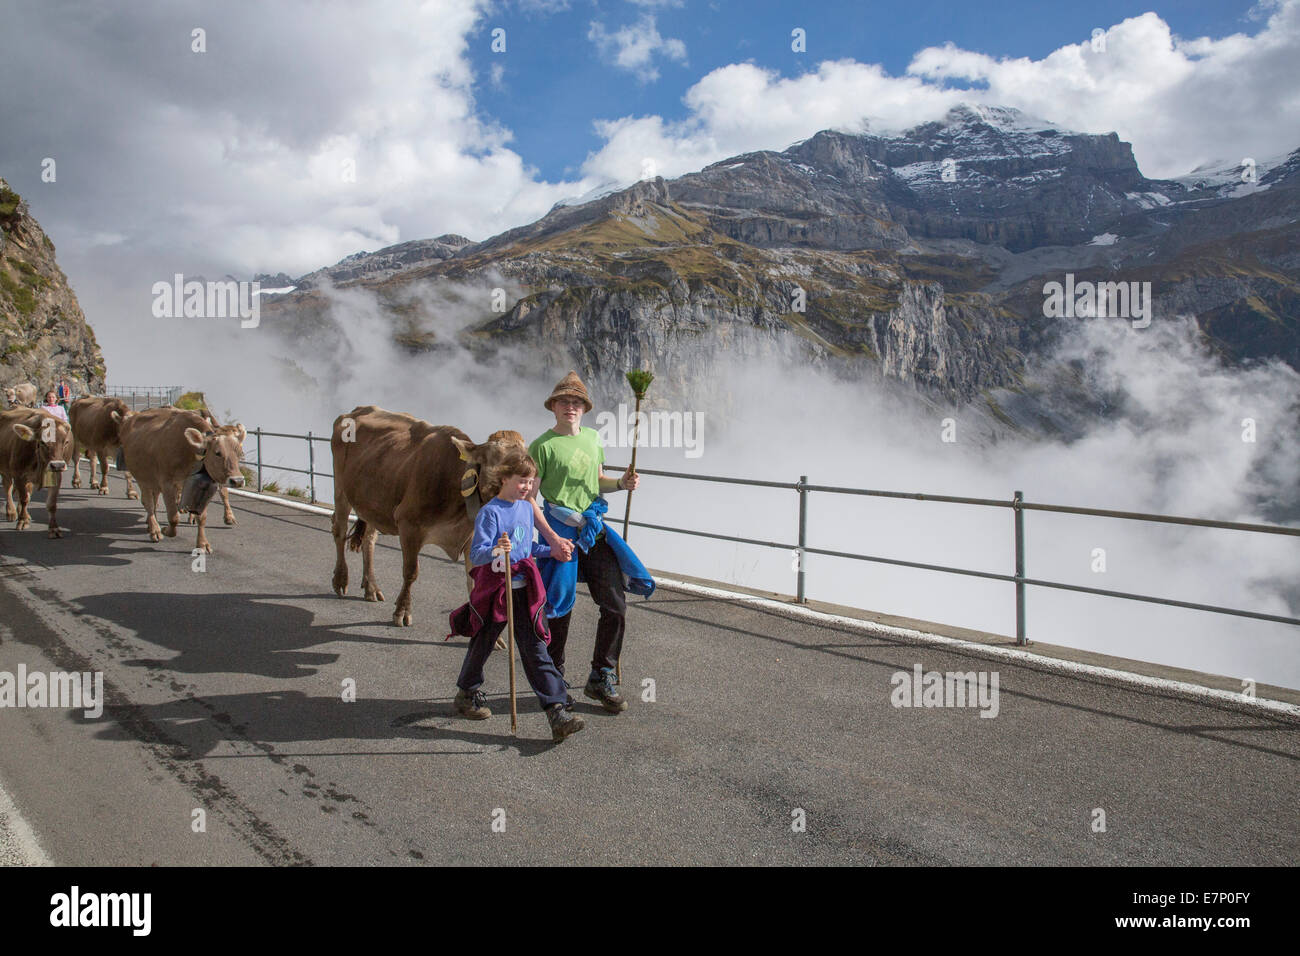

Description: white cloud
[588,14,687,84]
[580,3,1300,182]
[581,59,956,183]
[1,0,589,281]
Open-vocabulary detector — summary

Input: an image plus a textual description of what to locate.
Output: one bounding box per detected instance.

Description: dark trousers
[457,588,567,709]
[547,534,627,678]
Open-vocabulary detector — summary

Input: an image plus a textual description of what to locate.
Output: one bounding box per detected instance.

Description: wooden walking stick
[618,369,654,685]
[497,535,518,736]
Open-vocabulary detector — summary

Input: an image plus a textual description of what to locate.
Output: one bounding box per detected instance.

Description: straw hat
[544,370,593,412]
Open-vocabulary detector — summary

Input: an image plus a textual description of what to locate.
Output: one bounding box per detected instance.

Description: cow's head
[184,423,247,487]
[11,415,74,474]
[450,429,528,516]
[104,400,133,435]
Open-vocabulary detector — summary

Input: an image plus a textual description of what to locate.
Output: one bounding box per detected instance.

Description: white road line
[227,487,1300,719]
[0,771,53,866]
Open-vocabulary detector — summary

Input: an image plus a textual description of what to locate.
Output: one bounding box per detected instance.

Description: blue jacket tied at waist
[538,497,655,618]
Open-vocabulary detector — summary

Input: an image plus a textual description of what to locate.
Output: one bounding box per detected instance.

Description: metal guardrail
[239,428,1300,645]
[105,385,183,411]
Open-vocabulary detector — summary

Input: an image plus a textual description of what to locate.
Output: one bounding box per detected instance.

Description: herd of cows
[1,390,547,627]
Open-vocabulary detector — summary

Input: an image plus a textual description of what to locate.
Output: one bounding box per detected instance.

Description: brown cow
[330,405,566,627]
[68,396,139,499]
[184,409,236,527]
[0,408,74,537]
[4,383,39,408]
[116,406,246,553]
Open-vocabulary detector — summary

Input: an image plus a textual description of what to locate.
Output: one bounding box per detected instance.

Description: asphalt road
[0,478,1296,866]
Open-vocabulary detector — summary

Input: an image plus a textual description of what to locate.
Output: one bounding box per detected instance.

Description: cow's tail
[347,519,367,552]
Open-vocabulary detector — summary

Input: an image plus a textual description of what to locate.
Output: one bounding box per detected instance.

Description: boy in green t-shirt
[529,371,640,713]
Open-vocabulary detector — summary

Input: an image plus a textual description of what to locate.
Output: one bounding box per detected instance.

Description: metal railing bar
[1020,502,1300,536]
[606,465,797,491]
[238,460,328,479]
[1020,576,1300,626]
[618,518,796,552]
[801,544,1019,584]
[802,485,1012,508]
[254,430,332,441]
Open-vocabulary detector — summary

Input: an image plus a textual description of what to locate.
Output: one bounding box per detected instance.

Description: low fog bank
[113,271,1300,690]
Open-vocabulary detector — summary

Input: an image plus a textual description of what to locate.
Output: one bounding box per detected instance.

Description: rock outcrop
[0,176,105,399]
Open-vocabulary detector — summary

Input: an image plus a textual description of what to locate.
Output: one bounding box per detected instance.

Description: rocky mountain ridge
[259,104,1300,438]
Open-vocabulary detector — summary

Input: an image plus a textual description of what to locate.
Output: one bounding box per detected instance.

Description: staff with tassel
[494,533,519,735]
[618,368,654,684]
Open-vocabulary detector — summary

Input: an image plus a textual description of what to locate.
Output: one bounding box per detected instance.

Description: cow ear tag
[460,466,479,498]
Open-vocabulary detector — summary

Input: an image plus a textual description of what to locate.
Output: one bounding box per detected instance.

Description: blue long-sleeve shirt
[469,497,552,583]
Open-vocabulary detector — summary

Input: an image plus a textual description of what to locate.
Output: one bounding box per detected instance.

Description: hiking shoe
[454,688,491,720]
[583,668,628,713]
[546,703,585,742]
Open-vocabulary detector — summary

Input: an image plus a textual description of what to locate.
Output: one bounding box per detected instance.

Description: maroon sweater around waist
[446,556,551,644]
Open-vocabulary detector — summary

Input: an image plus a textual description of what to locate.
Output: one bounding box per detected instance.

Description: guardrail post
[1014,490,1026,646]
[255,428,263,493]
[797,475,808,604]
[308,432,316,503]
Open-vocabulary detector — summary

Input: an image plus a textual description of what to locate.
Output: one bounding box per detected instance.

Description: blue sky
[469,0,1266,182]
[2,0,1296,347]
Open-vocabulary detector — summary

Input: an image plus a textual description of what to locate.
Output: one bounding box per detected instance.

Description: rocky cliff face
[258,105,1300,437]
[0,177,105,400]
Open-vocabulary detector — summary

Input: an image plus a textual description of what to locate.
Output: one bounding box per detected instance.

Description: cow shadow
[0,494,146,568]
[70,588,452,680]
[77,688,560,758]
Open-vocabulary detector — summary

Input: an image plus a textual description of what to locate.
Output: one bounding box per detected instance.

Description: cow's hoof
[393,610,413,627]
[98,486,109,496]
[164,526,177,537]
[16,518,30,531]
[73,479,83,489]
[48,527,63,539]
[4,509,14,521]
[224,513,237,526]
[364,585,384,602]
[200,543,213,555]
[332,570,348,596]
[127,491,138,500]
[149,528,163,542]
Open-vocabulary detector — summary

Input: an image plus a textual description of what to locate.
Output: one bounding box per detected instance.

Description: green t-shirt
[530,427,605,513]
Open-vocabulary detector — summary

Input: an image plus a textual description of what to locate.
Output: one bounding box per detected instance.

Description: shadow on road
[81,688,563,759]
[72,589,433,679]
